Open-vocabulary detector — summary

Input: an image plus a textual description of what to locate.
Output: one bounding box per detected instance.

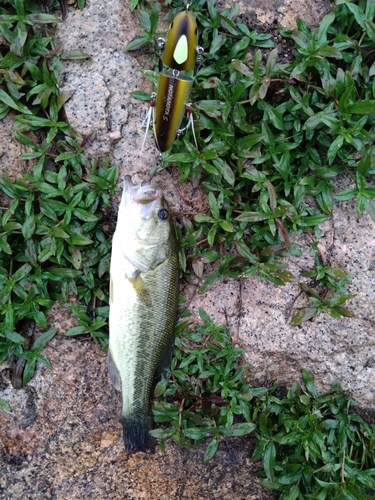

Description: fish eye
[158,208,169,220]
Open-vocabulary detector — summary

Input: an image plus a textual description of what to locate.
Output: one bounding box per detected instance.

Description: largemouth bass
[108,176,179,453]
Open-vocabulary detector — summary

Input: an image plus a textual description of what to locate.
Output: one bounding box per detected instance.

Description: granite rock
[186,176,375,404]
[0,113,36,182]
[3,0,375,498]
[237,0,332,29]
[0,333,278,500]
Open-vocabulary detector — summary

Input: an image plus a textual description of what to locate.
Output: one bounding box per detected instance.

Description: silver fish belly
[108,176,179,452]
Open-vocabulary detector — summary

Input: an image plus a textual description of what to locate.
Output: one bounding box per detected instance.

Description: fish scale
[108,176,179,453]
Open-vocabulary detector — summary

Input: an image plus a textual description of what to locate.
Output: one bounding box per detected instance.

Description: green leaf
[124,36,151,52]
[232,59,253,78]
[301,215,329,226]
[154,377,168,397]
[70,247,82,270]
[290,307,318,325]
[68,234,93,245]
[195,100,223,119]
[12,263,32,281]
[208,192,220,219]
[317,45,342,59]
[265,47,278,75]
[219,220,234,232]
[265,105,284,131]
[345,2,365,28]
[331,305,354,317]
[0,398,10,411]
[194,214,215,223]
[325,268,346,279]
[203,438,219,462]
[22,215,36,240]
[365,20,375,41]
[225,422,256,437]
[316,12,335,45]
[61,50,91,60]
[334,188,358,201]
[23,358,36,386]
[212,158,235,185]
[210,35,226,54]
[236,133,266,149]
[26,13,62,24]
[5,330,25,344]
[347,101,375,114]
[65,326,87,336]
[301,369,318,398]
[263,441,276,483]
[196,309,211,327]
[73,208,98,222]
[327,135,344,164]
[0,238,12,255]
[130,90,151,101]
[183,427,211,440]
[42,268,81,280]
[235,212,268,222]
[0,88,24,112]
[32,328,58,351]
[283,484,300,500]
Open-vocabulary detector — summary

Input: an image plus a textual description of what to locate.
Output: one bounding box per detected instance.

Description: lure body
[154,71,193,152]
[143,11,199,152]
[161,11,198,72]
[108,176,179,452]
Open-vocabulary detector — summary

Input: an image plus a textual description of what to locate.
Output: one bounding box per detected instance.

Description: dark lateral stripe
[154,72,193,152]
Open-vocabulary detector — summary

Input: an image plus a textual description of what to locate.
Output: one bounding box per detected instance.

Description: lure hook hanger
[148,155,162,183]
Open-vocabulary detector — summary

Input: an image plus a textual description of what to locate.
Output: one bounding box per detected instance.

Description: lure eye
[158,208,169,220]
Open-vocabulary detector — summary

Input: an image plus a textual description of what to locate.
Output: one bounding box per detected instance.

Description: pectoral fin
[108,349,121,391]
[109,278,114,304]
[128,274,152,307]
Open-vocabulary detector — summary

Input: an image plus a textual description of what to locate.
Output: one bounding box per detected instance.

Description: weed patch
[153,309,375,497]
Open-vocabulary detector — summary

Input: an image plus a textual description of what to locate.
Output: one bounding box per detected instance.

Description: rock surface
[3,0,375,499]
[0,113,36,182]
[237,0,332,28]
[0,333,277,500]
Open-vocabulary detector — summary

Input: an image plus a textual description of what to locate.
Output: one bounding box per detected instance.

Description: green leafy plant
[0,8,373,500]
[0,157,119,387]
[291,249,355,324]
[152,311,375,497]
[254,370,375,499]
[0,0,117,390]
[151,308,263,462]
[127,0,375,324]
[123,2,375,493]
[124,4,159,51]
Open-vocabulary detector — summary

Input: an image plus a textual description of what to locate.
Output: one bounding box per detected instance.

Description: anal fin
[107,349,121,391]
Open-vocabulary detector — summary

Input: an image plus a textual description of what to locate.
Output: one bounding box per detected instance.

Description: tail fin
[121,415,154,453]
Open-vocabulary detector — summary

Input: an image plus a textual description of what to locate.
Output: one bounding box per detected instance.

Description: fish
[108,176,179,453]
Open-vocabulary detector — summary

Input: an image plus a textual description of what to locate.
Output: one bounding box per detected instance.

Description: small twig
[178,398,185,433]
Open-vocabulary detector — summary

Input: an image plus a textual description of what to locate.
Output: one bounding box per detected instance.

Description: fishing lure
[142,10,203,153]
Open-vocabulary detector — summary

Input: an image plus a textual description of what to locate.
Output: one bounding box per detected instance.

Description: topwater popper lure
[142,9,203,153]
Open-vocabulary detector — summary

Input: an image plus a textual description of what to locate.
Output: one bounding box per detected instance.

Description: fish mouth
[123,176,163,214]
[132,186,162,204]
